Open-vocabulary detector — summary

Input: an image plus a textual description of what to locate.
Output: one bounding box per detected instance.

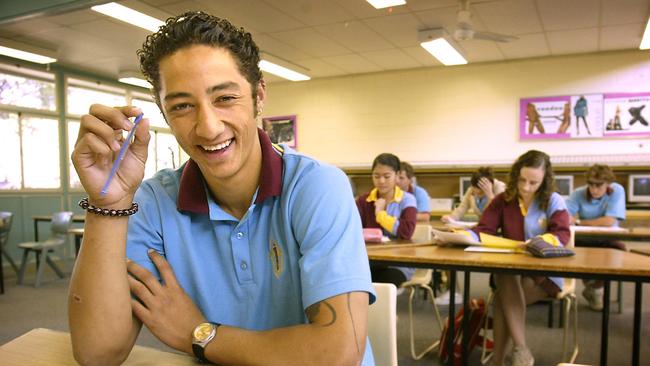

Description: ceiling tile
[547,28,599,55]
[498,33,550,59]
[270,27,350,57]
[190,0,306,33]
[265,0,354,26]
[254,34,312,61]
[363,13,425,47]
[474,0,541,35]
[359,48,421,70]
[314,20,393,53]
[601,0,650,25]
[600,23,645,51]
[412,5,457,31]
[332,0,411,19]
[321,54,382,74]
[291,58,346,78]
[69,19,150,50]
[406,0,458,12]
[46,10,101,26]
[401,46,443,67]
[537,0,600,31]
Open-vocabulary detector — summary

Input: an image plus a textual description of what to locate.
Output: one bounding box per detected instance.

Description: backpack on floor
[438,298,494,366]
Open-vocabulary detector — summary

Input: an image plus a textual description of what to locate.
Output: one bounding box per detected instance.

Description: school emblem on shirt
[269,240,284,278]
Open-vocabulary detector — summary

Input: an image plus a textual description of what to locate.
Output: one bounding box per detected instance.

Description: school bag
[438,298,493,365]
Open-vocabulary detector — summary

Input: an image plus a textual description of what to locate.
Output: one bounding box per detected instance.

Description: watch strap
[192,343,209,363]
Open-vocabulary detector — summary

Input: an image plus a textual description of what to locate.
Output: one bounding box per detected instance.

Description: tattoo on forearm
[347,293,361,356]
[306,300,337,326]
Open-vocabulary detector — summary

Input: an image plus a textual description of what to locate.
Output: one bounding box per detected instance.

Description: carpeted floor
[1,262,649,365]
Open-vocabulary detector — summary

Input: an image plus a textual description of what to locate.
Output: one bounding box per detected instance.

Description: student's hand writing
[478,177,494,200]
[441,215,452,223]
[127,250,205,355]
[72,104,150,208]
[375,198,387,213]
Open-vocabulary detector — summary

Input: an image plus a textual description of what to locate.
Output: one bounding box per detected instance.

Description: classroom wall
[264,49,650,167]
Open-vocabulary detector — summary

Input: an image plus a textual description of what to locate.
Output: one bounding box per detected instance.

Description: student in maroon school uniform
[357,153,417,286]
[469,150,571,366]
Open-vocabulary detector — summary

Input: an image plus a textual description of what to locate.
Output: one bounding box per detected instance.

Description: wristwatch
[192,322,219,363]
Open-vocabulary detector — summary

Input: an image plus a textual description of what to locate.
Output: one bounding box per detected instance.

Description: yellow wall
[264,49,650,166]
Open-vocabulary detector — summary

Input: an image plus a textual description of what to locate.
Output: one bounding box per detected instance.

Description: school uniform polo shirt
[566,182,626,225]
[126,130,375,365]
[409,184,431,213]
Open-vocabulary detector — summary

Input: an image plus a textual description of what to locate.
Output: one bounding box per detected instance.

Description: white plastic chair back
[412,224,432,242]
[368,282,398,366]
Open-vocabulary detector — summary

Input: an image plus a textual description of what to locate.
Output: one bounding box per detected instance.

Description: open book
[432,229,525,253]
[570,225,629,233]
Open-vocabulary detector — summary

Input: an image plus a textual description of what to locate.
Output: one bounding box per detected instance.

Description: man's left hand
[127,250,206,355]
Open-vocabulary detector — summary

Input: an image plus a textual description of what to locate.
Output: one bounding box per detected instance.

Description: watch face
[193,323,215,341]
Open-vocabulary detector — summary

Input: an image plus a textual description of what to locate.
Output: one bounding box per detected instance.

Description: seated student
[566,164,626,311]
[397,161,432,221]
[469,150,571,366]
[357,153,417,287]
[442,166,506,223]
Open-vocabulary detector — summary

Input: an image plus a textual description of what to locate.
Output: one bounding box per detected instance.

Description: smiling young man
[566,164,626,311]
[68,12,375,365]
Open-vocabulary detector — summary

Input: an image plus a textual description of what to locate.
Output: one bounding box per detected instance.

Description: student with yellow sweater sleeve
[356,153,417,286]
[468,150,570,366]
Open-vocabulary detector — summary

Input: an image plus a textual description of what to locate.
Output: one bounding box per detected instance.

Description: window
[0,112,21,189]
[0,71,56,111]
[67,121,81,188]
[66,79,126,116]
[132,98,166,128]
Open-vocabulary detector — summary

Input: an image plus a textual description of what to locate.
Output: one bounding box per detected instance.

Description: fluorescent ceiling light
[366,0,406,9]
[91,2,164,32]
[641,16,650,50]
[418,28,467,66]
[259,60,310,81]
[0,45,57,64]
[119,77,152,89]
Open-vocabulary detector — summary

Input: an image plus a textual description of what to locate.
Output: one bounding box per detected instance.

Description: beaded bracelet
[78,197,139,217]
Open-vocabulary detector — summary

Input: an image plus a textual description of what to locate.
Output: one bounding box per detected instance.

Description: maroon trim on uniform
[356,194,380,230]
[473,193,525,241]
[177,128,283,213]
[397,206,417,239]
[355,194,417,240]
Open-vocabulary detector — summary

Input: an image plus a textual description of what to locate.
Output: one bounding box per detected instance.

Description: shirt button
[236,232,244,239]
[240,261,248,270]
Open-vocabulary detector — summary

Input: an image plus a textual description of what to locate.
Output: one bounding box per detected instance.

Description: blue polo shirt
[566,182,626,225]
[412,185,431,213]
[126,129,375,364]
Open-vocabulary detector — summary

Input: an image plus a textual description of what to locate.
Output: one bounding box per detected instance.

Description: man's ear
[256,79,267,114]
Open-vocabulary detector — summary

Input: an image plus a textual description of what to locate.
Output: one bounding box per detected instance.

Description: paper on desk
[464,246,521,254]
[381,236,390,242]
[443,217,477,229]
[571,225,629,233]
[432,229,524,249]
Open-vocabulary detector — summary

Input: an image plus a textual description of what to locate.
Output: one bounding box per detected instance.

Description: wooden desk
[368,245,650,366]
[32,215,85,241]
[574,226,650,242]
[0,328,195,365]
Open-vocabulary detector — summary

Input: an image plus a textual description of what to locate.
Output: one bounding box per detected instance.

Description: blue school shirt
[566,183,626,225]
[126,130,376,365]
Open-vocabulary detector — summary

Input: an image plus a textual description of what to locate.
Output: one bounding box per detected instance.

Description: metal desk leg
[600,280,610,366]
[447,270,457,366]
[33,219,39,241]
[632,282,642,366]
[461,271,471,366]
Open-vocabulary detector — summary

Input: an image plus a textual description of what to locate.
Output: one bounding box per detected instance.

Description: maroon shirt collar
[177,128,284,214]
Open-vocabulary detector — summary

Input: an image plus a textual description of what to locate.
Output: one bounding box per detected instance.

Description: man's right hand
[72,104,151,208]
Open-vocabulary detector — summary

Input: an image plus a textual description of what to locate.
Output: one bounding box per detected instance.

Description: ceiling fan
[453,0,518,43]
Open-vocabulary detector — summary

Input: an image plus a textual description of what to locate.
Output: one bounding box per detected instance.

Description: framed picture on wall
[262,115,297,148]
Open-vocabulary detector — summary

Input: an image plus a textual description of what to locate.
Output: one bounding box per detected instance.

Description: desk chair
[400,224,443,360]
[368,282,397,366]
[1,212,17,294]
[481,228,579,364]
[16,211,73,287]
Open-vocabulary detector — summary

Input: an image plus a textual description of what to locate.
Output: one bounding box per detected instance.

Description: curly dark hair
[470,166,495,187]
[504,150,556,211]
[372,153,401,172]
[137,11,263,109]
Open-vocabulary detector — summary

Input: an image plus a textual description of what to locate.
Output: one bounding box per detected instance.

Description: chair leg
[35,249,48,287]
[2,248,19,274]
[16,249,30,285]
[45,250,65,278]
[407,285,442,360]
[561,294,579,363]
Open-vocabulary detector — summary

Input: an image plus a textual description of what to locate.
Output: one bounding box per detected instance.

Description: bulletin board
[520,92,650,140]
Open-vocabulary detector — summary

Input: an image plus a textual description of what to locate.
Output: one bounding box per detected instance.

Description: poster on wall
[520,92,650,140]
[262,115,297,148]
[602,92,650,137]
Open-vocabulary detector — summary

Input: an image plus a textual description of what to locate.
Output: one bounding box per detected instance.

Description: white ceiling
[0,0,648,83]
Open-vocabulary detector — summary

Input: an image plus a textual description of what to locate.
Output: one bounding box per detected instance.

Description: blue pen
[100,113,144,196]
